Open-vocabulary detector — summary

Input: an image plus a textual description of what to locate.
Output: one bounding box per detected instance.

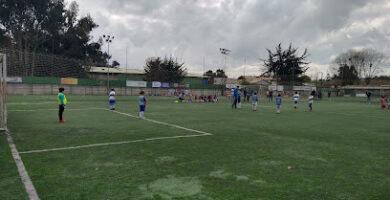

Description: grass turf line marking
[19,133,211,154]
[18,109,212,154]
[8,108,104,112]
[108,109,213,135]
[5,131,40,200]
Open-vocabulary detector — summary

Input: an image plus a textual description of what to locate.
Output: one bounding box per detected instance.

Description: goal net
[0,53,6,130]
[4,48,89,78]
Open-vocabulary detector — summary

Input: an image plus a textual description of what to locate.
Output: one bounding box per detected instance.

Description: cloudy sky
[69,0,390,78]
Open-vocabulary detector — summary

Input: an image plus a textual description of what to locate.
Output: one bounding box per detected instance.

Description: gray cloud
[70,0,390,77]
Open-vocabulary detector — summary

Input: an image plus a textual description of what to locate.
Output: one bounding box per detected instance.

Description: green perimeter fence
[19,76,224,89]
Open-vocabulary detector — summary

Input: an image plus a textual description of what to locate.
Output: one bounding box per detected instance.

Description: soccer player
[275,94,282,114]
[293,91,300,109]
[213,95,218,102]
[307,91,315,111]
[57,87,67,123]
[139,91,147,118]
[246,89,251,102]
[232,86,239,109]
[366,91,372,104]
[252,92,258,111]
[178,93,185,102]
[109,88,116,110]
[380,96,389,109]
[269,90,274,102]
[188,94,193,103]
[237,90,242,109]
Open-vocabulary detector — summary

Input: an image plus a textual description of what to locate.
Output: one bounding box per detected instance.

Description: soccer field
[1,95,389,200]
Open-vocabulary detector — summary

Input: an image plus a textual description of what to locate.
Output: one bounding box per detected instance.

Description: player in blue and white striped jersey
[307,91,315,111]
[109,89,116,110]
[293,91,299,109]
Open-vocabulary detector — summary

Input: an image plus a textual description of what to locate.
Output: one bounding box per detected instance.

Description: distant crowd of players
[230,86,315,114]
[55,87,389,123]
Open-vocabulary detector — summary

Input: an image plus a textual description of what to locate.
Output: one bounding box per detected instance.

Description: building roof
[86,66,144,74]
[86,66,205,78]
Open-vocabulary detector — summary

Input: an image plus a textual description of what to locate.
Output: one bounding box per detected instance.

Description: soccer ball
[175,100,179,103]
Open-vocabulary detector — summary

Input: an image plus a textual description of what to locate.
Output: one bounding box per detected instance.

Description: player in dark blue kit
[276,94,282,114]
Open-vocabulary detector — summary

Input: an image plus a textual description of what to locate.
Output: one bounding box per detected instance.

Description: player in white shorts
[109,89,116,110]
[293,91,299,109]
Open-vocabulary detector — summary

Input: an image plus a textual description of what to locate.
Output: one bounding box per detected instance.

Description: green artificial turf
[1,95,389,199]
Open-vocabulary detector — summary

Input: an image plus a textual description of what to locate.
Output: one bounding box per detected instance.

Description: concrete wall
[7,83,223,96]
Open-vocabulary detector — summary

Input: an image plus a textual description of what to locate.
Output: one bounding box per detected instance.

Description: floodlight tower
[103,34,114,93]
[219,48,231,95]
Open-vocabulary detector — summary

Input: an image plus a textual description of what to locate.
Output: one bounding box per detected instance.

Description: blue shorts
[109,99,116,105]
[294,100,298,104]
[140,105,146,112]
[276,103,281,106]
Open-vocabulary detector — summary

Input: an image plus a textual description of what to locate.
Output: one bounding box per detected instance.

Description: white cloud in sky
[68,0,390,77]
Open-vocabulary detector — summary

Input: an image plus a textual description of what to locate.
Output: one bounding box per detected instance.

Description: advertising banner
[268,85,284,91]
[126,81,147,87]
[293,86,316,91]
[226,84,239,89]
[178,83,186,88]
[161,82,170,88]
[61,78,78,85]
[152,81,162,88]
[6,77,22,83]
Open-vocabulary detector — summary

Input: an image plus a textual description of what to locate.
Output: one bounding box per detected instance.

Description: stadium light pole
[219,48,231,95]
[103,34,114,93]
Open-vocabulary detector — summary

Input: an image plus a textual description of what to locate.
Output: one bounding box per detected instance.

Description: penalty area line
[19,133,211,154]
[18,109,213,154]
[107,109,213,136]
[8,108,104,112]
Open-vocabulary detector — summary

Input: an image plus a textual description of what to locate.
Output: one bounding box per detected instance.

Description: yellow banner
[61,78,78,85]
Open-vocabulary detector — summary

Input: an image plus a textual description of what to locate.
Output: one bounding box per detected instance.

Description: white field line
[18,109,212,154]
[109,109,213,135]
[5,131,40,200]
[8,108,104,112]
[19,133,210,154]
[7,102,54,105]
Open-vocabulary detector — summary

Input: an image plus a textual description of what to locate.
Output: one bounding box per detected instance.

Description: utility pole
[103,34,114,93]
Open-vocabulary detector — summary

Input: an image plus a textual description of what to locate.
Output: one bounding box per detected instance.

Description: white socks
[139,111,144,118]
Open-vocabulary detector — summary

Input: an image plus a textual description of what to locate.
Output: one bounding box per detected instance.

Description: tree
[0,0,109,76]
[262,43,309,84]
[144,56,186,83]
[216,69,227,78]
[237,76,245,80]
[203,69,227,78]
[300,75,311,83]
[335,65,359,86]
[237,76,249,85]
[111,60,120,68]
[332,48,385,85]
[203,70,216,77]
